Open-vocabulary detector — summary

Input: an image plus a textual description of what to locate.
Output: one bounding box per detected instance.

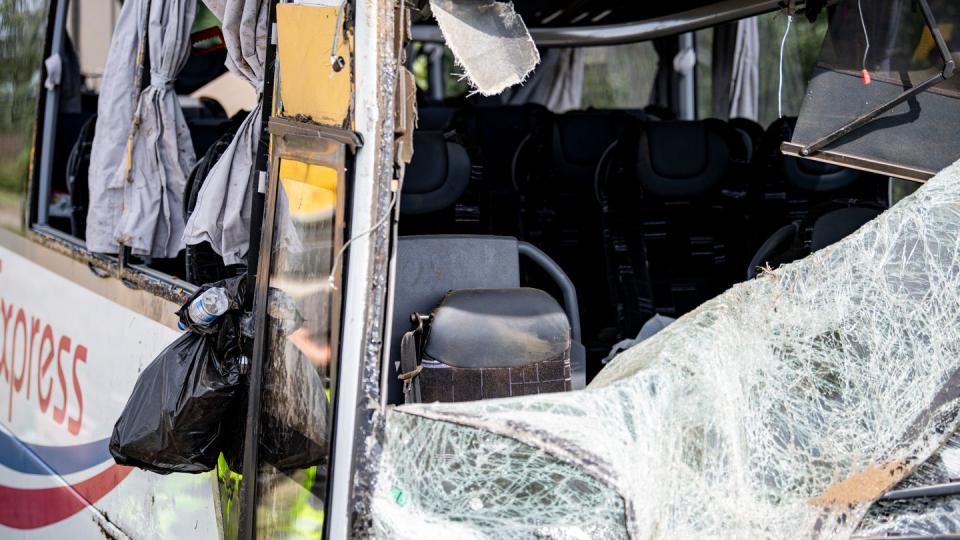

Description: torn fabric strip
[373,160,960,538]
[429,0,539,96]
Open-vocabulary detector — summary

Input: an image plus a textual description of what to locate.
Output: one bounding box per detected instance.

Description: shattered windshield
[372,158,960,538]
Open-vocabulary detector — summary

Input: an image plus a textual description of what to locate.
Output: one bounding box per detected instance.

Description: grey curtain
[182,0,268,266]
[712,17,759,121]
[728,17,759,121]
[650,36,679,111]
[86,0,196,258]
[85,0,144,254]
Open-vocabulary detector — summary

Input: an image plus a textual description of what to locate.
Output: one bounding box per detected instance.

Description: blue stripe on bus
[0,429,111,476]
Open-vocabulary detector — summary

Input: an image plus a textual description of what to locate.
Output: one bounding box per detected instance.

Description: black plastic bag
[221,290,330,472]
[110,276,247,474]
[110,332,241,473]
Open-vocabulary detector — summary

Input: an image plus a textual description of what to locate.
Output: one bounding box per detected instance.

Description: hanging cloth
[650,36,679,111]
[712,17,759,121]
[729,17,759,120]
[182,0,268,266]
[86,0,197,258]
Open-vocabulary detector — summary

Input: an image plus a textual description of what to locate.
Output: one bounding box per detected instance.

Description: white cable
[327,179,402,290]
[510,134,532,193]
[593,141,619,205]
[778,14,793,119]
[858,0,871,70]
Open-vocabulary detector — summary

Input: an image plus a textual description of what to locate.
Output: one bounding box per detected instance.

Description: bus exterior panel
[0,228,220,539]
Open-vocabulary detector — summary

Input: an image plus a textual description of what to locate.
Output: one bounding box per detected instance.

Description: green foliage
[0,145,30,193]
[0,0,46,195]
[582,42,657,109]
[0,0,46,133]
[757,12,829,125]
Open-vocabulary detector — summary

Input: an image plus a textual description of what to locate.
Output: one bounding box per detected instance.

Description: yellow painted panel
[276,3,352,126]
[279,159,339,222]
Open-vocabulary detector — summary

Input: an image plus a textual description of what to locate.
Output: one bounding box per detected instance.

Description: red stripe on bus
[0,464,132,529]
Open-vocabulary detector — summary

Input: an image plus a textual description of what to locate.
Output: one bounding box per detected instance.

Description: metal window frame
[410,0,783,48]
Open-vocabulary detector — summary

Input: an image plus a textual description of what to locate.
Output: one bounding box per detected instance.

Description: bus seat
[414,288,573,403]
[765,116,861,193]
[608,120,741,322]
[729,117,764,163]
[748,204,881,279]
[400,131,471,216]
[633,121,729,199]
[783,154,861,193]
[523,111,627,357]
[549,111,622,182]
[750,116,886,254]
[387,235,584,404]
[417,106,457,131]
[397,131,473,237]
[810,206,881,251]
[457,104,551,237]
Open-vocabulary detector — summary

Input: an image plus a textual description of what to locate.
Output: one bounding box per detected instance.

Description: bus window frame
[26,0,225,304]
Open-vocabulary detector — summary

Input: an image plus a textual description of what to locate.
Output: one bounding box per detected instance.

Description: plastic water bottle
[177,287,229,331]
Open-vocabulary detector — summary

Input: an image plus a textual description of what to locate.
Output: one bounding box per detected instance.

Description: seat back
[398,131,472,235]
[387,236,521,403]
[457,104,551,237]
[400,131,471,215]
[748,203,883,279]
[524,111,628,348]
[416,288,573,403]
[609,120,741,321]
[750,116,887,254]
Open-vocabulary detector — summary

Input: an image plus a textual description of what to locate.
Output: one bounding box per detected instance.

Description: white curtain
[728,17,759,121]
[711,17,759,121]
[182,0,268,266]
[86,0,197,258]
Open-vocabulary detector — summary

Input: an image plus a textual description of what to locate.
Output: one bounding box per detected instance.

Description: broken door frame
[236,0,398,537]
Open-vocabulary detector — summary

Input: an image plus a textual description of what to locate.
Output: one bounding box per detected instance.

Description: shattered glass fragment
[856,431,960,537]
[374,160,960,539]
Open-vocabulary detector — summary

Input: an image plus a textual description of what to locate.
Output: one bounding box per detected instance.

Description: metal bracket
[800,0,956,157]
[268,116,364,152]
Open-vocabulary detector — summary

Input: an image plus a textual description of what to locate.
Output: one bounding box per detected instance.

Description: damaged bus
[3,0,960,537]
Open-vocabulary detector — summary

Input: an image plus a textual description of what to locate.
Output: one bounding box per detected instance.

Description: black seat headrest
[417,107,456,131]
[783,156,862,192]
[550,112,622,181]
[729,117,765,147]
[811,206,880,252]
[401,131,471,215]
[634,121,730,199]
[424,288,571,369]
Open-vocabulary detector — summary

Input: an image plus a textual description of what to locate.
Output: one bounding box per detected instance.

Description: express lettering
[0,296,86,435]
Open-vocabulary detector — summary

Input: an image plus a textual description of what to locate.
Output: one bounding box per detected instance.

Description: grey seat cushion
[424,288,571,369]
